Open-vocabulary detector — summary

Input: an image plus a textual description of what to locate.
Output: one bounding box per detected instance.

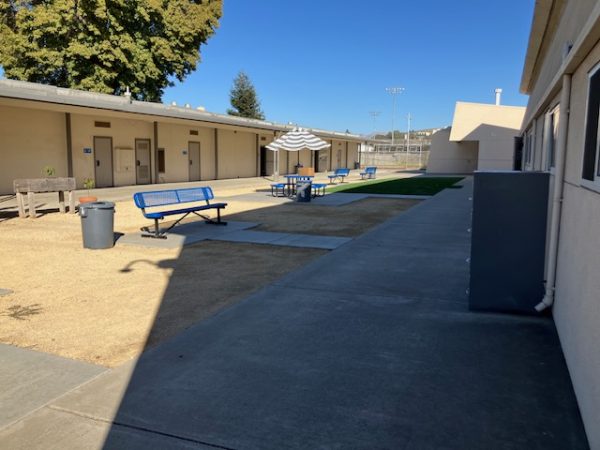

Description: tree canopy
[227,71,265,120]
[0,0,222,101]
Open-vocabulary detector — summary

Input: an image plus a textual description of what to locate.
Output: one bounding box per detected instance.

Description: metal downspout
[535,74,572,312]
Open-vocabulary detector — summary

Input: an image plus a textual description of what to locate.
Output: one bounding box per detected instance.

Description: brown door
[188,142,201,181]
[94,136,113,188]
[135,139,152,185]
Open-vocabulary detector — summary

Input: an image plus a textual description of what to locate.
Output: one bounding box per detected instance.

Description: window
[544,106,559,170]
[523,128,534,169]
[157,148,166,173]
[582,62,600,183]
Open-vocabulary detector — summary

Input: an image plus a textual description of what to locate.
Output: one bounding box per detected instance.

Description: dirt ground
[0,192,419,367]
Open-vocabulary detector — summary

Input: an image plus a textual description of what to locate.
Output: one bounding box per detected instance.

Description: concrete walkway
[118,220,352,250]
[0,180,588,449]
[0,344,105,430]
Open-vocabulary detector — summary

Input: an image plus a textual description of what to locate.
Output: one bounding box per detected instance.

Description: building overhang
[521,1,600,130]
[520,0,563,95]
[0,79,363,143]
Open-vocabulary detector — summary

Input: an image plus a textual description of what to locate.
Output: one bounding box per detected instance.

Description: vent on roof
[95,121,111,128]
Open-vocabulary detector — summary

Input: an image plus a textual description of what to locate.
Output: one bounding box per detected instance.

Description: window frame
[543,105,559,173]
[581,61,600,191]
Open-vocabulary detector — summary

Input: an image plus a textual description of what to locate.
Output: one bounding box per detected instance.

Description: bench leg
[58,191,65,214]
[16,192,26,218]
[69,190,76,213]
[27,192,36,218]
[141,218,167,239]
[205,208,227,226]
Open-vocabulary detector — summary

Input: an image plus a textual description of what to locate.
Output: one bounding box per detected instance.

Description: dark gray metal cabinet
[469,171,550,314]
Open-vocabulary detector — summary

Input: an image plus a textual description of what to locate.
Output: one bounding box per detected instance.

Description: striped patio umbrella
[266,128,330,178]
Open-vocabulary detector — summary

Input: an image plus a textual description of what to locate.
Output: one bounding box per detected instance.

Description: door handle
[96,160,100,167]
[136,160,141,166]
[189,160,192,166]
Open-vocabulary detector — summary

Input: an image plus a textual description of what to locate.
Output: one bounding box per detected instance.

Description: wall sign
[182,150,188,155]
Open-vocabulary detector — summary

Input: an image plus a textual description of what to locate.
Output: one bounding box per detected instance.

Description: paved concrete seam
[45,405,236,450]
[0,366,109,434]
[269,282,469,306]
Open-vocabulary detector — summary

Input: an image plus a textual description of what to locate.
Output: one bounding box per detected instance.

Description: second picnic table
[13,177,77,218]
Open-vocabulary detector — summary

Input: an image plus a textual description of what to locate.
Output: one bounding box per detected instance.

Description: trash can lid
[80,201,115,209]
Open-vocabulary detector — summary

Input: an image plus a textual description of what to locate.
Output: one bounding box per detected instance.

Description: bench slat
[134,187,215,209]
[144,202,227,219]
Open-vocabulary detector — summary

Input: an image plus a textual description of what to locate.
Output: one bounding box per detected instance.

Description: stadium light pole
[385,87,404,146]
[369,111,381,133]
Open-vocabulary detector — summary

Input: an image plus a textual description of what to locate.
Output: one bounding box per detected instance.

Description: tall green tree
[227,71,264,120]
[0,0,222,101]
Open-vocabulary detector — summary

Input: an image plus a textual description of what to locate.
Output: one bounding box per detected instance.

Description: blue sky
[165,0,535,135]
[1,0,534,133]
[0,1,534,135]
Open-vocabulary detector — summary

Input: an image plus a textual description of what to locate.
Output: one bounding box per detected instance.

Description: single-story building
[427,101,525,174]
[519,0,600,447]
[0,79,363,194]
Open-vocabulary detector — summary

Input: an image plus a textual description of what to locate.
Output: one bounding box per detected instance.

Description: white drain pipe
[535,74,571,312]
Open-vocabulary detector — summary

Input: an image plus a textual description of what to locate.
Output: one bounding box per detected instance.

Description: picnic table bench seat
[271,183,286,197]
[327,168,350,184]
[312,183,327,197]
[133,186,227,238]
[360,166,377,179]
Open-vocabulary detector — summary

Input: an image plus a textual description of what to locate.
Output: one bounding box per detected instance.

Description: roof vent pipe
[495,88,502,106]
[124,86,132,103]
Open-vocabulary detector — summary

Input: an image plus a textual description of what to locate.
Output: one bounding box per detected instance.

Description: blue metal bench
[360,166,377,179]
[327,168,350,184]
[133,187,227,238]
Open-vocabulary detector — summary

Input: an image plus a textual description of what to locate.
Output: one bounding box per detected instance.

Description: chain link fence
[360,151,429,170]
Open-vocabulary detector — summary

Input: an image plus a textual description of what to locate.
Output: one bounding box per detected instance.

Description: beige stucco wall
[0,104,67,194]
[524,29,600,448]
[217,129,257,179]
[431,102,525,173]
[477,140,515,170]
[70,113,154,188]
[347,142,360,168]
[0,97,363,191]
[157,123,216,183]
[552,40,600,450]
[426,128,479,174]
[316,148,329,172]
[449,102,525,142]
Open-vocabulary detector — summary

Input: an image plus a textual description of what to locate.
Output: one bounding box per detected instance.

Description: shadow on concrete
[3,181,585,448]
[92,180,591,449]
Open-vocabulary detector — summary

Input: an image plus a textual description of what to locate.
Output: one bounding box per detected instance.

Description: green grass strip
[326,176,464,196]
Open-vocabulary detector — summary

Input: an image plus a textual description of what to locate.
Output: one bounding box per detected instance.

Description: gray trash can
[296,181,312,202]
[79,202,115,249]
